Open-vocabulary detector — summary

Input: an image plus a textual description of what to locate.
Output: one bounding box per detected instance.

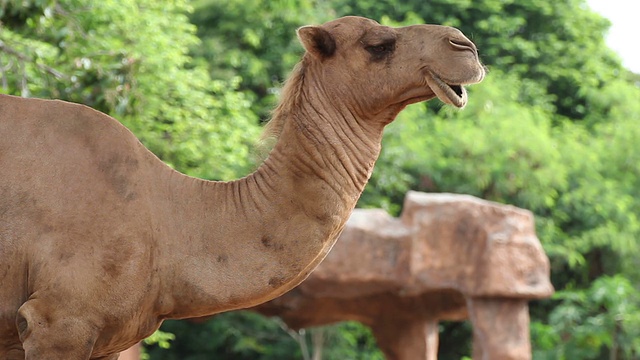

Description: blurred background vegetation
[1,0,639,358]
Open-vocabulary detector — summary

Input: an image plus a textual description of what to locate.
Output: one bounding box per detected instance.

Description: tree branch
[0,40,66,79]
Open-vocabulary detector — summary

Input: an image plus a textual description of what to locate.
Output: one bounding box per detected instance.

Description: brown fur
[262,61,308,141]
[0,16,484,359]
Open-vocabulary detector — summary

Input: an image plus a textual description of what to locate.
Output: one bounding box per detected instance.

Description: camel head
[297,16,485,120]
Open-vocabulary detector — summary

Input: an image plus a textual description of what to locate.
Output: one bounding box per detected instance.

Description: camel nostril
[449,38,477,55]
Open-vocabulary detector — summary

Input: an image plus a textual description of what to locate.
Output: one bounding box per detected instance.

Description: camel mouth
[424,71,468,108]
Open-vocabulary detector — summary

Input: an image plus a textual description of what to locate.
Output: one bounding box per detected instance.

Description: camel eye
[368,45,388,53]
[366,43,393,54]
[365,41,395,61]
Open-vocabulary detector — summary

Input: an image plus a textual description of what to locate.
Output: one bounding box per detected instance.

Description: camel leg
[17,299,98,360]
[2,348,25,360]
[0,332,25,359]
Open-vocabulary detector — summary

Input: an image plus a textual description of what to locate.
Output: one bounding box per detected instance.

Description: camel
[0,16,484,359]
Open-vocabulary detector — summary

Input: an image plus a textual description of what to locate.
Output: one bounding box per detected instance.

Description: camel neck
[271,106,383,204]
[157,96,384,319]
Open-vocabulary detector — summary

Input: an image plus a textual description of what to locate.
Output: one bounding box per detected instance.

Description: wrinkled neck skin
[156,64,394,319]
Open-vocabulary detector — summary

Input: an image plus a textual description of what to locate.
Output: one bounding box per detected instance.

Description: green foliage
[548,81,640,282]
[534,275,640,359]
[0,0,260,180]
[313,322,385,360]
[142,330,176,360]
[188,0,334,119]
[146,314,383,360]
[146,313,300,360]
[144,330,176,349]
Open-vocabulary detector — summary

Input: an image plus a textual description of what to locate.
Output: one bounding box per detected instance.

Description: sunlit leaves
[535,276,640,359]
[188,0,335,119]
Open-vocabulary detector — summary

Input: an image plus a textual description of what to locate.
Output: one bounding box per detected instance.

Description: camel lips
[424,71,468,108]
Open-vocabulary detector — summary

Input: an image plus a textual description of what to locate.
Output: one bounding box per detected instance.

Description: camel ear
[297,26,336,60]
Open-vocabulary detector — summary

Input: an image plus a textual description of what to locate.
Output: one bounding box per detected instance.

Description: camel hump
[0,94,158,242]
[0,95,154,184]
[0,94,137,152]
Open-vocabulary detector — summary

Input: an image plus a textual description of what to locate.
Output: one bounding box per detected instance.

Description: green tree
[147,314,383,360]
[534,275,640,359]
[0,0,260,180]
[188,0,334,119]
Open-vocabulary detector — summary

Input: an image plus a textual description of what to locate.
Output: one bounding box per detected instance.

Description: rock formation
[254,191,554,359]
